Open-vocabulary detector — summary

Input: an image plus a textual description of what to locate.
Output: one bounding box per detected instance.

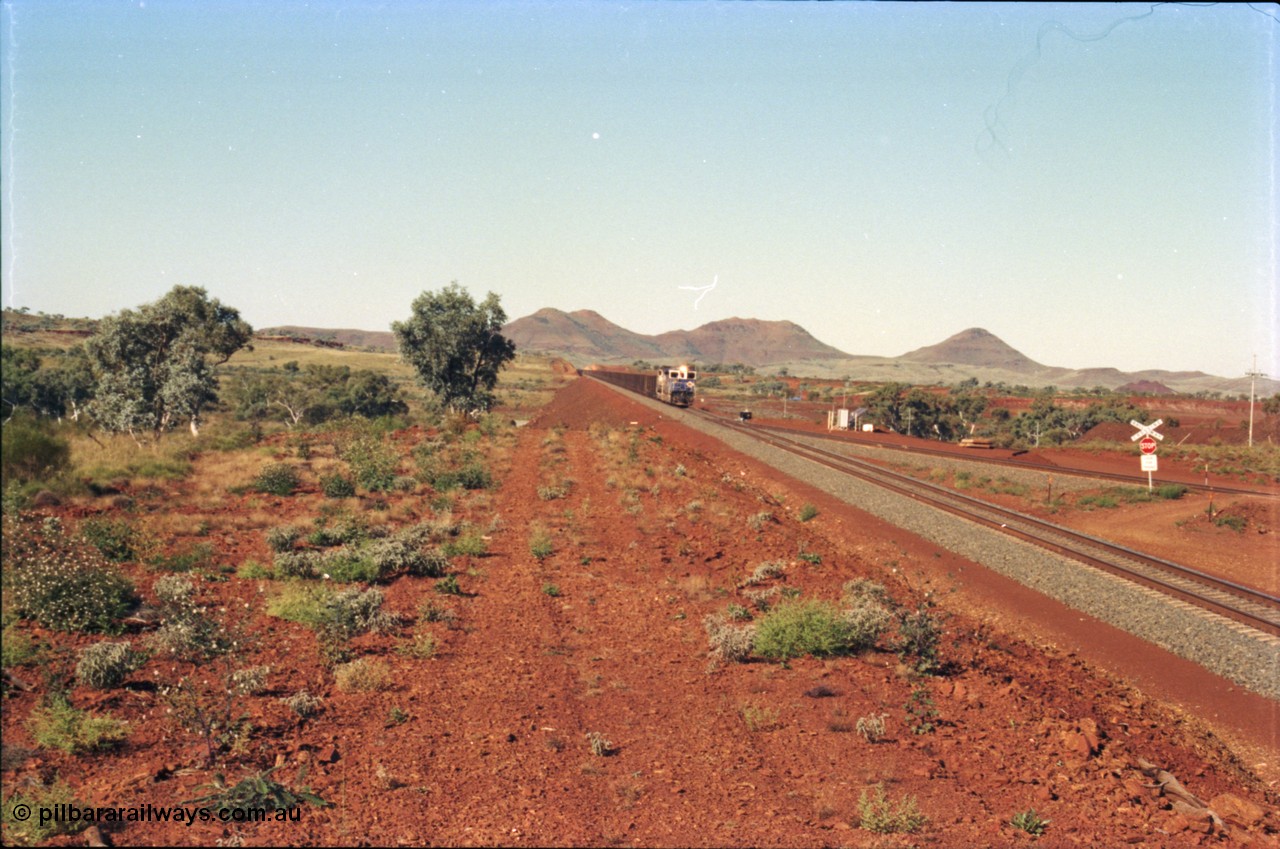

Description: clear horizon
[2,1,1275,380]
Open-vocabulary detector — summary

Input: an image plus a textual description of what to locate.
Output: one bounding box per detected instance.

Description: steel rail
[740,420,1278,500]
[700,411,1280,638]
[583,371,1280,637]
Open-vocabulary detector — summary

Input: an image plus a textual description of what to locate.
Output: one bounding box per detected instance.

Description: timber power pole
[1246,355,1266,449]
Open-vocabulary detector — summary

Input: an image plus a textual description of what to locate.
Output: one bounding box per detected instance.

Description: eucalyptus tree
[393,283,516,413]
[85,286,252,439]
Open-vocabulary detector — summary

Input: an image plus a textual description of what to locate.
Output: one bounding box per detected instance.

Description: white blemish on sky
[678,274,718,310]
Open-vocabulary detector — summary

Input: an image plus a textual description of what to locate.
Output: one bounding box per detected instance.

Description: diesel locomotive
[655,364,697,407]
[585,364,697,408]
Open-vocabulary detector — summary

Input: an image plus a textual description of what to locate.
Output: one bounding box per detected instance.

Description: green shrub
[1156,484,1187,500]
[753,599,859,661]
[739,704,779,732]
[153,573,197,607]
[537,480,572,500]
[419,601,458,627]
[904,687,939,735]
[741,560,786,587]
[272,550,321,579]
[798,503,819,522]
[27,696,129,754]
[269,584,395,665]
[442,533,487,558]
[542,583,561,597]
[1011,808,1050,837]
[317,550,382,583]
[362,536,438,579]
[704,613,755,664]
[411,547,450,578]
[185,766,327,816]
[398,629,437,659]
[435,575,462,595]
[323,587,397,636]
[1214,513,1246,532]
[1,418,70,487]
[842,578,892,607]
[855,713,887,743]
[1,623,40,669]
[338,432,398,492]
[230,664,271,695]
[424,460,494,494]
[265,525,301,553]
[5,529,137,634]
[842,595,892,651]
[75,641,145,689]
[281,690,322,719]
[2,776,87,844]
[529,529,554,560]
[146,575,229,660]
[585,731,612,756]
[237,560,273,580]
[252,463,300,496]
[79,518,142,563]
[334,658,392,693]
[266,584,336,628]
[148,541,214,573]
[896,605,943,674]
[443,462,493,491]
[306,514,367,547]
[857,783,927,834]
[320,472,356,498]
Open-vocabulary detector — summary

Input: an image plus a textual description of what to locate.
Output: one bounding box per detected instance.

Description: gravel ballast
[637,396,1280,701]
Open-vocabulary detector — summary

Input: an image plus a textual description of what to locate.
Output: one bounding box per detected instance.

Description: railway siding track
[584,375,1280,700]
[719,419,1280,638]
[747,421,1278,499]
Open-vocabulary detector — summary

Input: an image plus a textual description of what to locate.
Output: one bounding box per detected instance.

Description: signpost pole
[1131,420,1164,494]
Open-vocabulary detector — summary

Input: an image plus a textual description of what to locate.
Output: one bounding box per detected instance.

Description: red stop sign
[1139,436,1157,455]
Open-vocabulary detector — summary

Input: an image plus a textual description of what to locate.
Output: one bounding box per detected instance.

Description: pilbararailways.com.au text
[12,802,303,827]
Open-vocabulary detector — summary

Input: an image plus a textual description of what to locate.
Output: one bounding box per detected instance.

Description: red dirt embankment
[3,377,1276,847]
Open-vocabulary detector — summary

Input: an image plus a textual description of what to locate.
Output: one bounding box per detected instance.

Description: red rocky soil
[3,376,1277,847]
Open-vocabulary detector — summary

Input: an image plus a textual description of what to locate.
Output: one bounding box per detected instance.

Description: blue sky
[2,1,1275,379]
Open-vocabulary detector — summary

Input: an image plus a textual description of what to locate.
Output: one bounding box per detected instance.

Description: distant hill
[257,326,397,352]
[499,311,1274,394]
[502,309,850,366]
[498,309,669,361]
[8,308,1272,396]
[1115,380,1176,396]
[901,328,1045,372]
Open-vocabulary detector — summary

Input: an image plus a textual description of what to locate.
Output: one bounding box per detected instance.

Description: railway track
[696,412,1280,638]
[738,419,1277,499]
[583,371,1280,641]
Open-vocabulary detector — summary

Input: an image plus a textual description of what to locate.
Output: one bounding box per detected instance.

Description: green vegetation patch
[753,599,861,660]
[4,520,137,634]
[26,696,129,755]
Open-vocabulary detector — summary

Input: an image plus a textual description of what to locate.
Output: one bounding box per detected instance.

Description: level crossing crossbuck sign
[1130,419,1164,442]
[1130,420,1164,491]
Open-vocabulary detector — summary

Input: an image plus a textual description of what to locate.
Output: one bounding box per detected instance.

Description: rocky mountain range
[500,309,849,366]
[258,312,1273,396]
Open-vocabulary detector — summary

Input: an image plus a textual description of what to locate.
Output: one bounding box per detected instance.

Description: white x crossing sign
[1130,419,1164,441]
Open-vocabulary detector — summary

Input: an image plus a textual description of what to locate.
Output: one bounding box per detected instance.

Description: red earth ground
[2,376,1277,847]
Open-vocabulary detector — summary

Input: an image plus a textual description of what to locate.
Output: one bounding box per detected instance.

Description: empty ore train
[585,364,697,407]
